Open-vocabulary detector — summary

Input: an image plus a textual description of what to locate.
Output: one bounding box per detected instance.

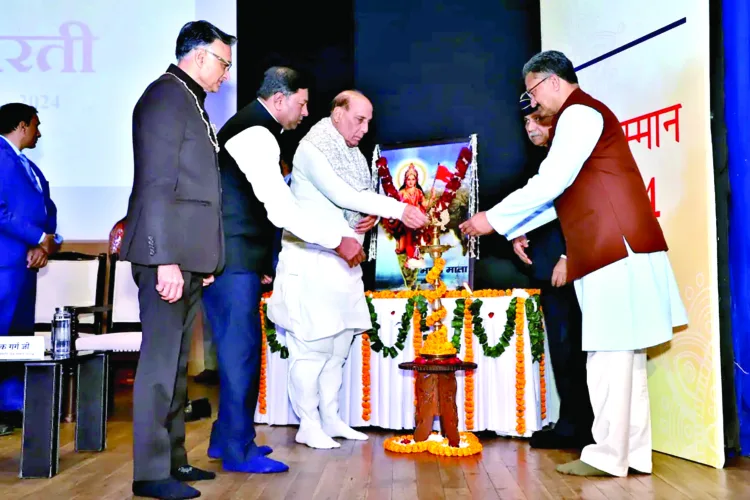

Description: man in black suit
[511,103,594,450]
[120,21,235,500]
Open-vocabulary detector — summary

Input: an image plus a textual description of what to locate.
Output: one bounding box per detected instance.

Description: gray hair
[257,67,310,99]
[330,90,366,112]
[522,50,578,84]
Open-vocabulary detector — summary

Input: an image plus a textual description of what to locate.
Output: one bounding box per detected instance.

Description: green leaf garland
[366,294,428,359]
[451,299,465,353]
[526,294,545,363]
[473,297,517,358]
[261,303,289,359]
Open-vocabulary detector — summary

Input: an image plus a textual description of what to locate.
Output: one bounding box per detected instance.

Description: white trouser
[580,350,651,477]
[286,330,356,427]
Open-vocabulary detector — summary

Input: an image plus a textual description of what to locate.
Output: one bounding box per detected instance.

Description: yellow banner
[540,0,723,468]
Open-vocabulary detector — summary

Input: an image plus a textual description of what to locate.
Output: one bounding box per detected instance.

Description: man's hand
[512,235,532,265]
[335,236,366,268]
[355,215,379,234]
[27,247,48,269]
[459,212,495,237]
[401,205,429,229]
[39,234,61,256]
[156,264,184,303]
[202,275,215,287]
[551,257,567,287]
[261,275,273,285]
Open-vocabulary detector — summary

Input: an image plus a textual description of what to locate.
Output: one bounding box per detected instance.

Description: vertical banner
[540,0,723,467]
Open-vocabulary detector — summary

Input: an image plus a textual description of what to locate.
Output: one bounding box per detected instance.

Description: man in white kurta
[268,91,428,449]
[461,51,688,477]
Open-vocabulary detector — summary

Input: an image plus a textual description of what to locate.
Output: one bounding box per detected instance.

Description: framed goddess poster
[371,135,478,291]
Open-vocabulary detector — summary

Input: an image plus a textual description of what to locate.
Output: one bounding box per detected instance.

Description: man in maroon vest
[461,51,687,477]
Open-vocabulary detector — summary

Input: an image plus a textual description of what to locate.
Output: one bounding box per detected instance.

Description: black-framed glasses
[204,49,232,71]
[519,75,551,104]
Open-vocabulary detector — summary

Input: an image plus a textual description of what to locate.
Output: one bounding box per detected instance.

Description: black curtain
[236,0,541,290]
[236,1,355,166]
[353,0,541,289]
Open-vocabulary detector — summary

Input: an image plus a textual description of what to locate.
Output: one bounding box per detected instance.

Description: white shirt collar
[256,98,283,134]
[0,135,21,156]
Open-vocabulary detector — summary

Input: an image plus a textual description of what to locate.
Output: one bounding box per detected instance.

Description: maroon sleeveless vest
[550,88,667,281]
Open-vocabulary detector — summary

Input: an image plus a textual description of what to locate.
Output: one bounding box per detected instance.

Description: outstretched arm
[485,104,604,238]
[225,127,344,249]
[295,141,406,220]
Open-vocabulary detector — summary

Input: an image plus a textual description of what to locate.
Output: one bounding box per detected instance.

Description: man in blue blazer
[0,103,62,435]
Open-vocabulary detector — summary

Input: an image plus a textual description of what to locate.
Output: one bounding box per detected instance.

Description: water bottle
[63,306,79,357]
[51,307,71,359]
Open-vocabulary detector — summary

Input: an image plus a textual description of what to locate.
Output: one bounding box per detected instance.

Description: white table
[255,289,560,437]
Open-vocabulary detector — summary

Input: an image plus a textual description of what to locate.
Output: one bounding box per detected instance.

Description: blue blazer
[0,138,57,268]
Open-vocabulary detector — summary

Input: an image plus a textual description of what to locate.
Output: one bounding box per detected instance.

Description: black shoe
[171,465,216,482]
[0,410,22,428]
[184,399,212,422]
[530,429,590,449]
[193,370,219,385]
[132,478,200,499]
[0,423,14,437]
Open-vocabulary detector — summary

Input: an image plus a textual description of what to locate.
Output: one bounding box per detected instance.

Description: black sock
[132,478,201,499]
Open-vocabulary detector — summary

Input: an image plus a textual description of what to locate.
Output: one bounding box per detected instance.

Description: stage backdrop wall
[354,0,541,289]
[540,0,723,468]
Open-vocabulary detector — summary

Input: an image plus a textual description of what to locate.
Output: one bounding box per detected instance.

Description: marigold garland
[364,288,539,301]
[258,302,268,415]
[384,432,482,456]
[361,333,371,421]
[463,298,475,430]
[515,297,527,435]
[539,352,547,420]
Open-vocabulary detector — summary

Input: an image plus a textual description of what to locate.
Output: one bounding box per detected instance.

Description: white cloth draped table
[255,289,560,437]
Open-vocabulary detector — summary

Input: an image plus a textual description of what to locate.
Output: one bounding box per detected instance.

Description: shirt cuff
[560,254,567,259]
[38,232,46,245]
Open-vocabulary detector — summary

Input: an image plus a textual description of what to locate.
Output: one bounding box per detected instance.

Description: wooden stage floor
[1,381,748,499]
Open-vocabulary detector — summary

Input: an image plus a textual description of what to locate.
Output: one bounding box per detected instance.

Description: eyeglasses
[519,75,551,105]
[204,49,232,71]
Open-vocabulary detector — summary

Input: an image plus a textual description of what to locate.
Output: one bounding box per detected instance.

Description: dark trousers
[540,282,594,439]
[0,267,36,413]
[131,265,203,481]
[202,270,262,463]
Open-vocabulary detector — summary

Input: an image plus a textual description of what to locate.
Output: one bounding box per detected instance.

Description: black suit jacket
[121,65,224,274]
[522,146,566,282]
[527,220,566,282]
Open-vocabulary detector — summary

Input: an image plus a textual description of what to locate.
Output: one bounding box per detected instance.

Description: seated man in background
[0,103,62,435]
[513,101,594,449]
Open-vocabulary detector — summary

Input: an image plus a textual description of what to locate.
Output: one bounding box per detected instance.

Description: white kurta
[268,140,406,343]
[223,113,342,251]
[486,104,687,352]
